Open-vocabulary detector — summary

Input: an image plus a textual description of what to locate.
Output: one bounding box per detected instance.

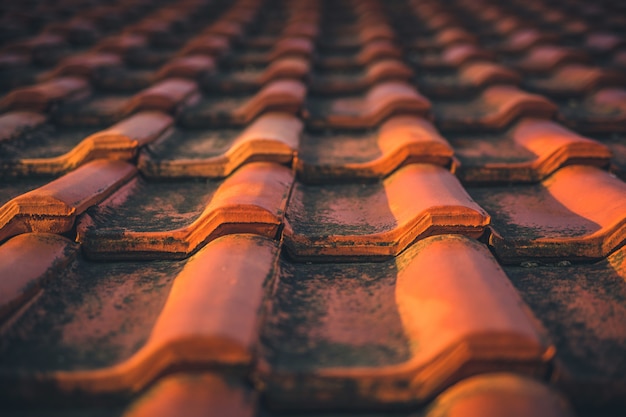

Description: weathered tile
[505,245,626,408]
[180,80,306,127]
[0,112,172,177]
[316,40,402,71]
[559,88,626,133]
[260,235,551,409]
[434,85,557,131]
[297,115,452,182]
[284,164,489,260]
[526,64,626,98]
[122,373,256,417]
[512,45,589,75]
[0,77,91,113]
[154,55,216,81]
[424,374,575,417]
[451,118,611,183]
[310,59,413,95]
[0,234,279,401]
[0,159,136,243]
[140,112,300,178]
[306,81,431,130]
[469,166,626,263]
[413,44,494,71]
[78,162,293,259]
[0,233,77,321]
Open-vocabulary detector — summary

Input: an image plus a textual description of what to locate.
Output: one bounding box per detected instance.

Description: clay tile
[0,159,136,243]
[586,33,625,54]
[155,55,216,80]
[425,374,575,417]
[139,112,301,178]
[296,115,453,183]
[500,29,558,54]
[471,165,626,262]
[442,44,494,67]
[357,40,402,65]
[180,34,230,57]
[561,88,626,133]
[86,111,173,149]
[437,85,557,131]
[261,235,551,407]
[309,81,431,130]
[365,59,414,84]
[460,61,521,87]
[284,164,489,259]
[436,27,477,46]
[47,53,123,80]
[0,233,77,321]
[269,37,314,61]
[516,45,589,74]
[283,21,319,39]
[0,53,30,68]
[531,64,626,97]
[95,34,148,54]
[0,77,91,113]
[77,162,293,259]
[122,374,255,417]
[259,57,310,84]
[0,111,47,143]
[204,20,244,39]
[127,78,199,115]
[3,34,66,56]
[359,25,395,44]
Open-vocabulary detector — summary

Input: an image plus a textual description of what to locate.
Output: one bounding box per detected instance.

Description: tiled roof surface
[0,0,624,415]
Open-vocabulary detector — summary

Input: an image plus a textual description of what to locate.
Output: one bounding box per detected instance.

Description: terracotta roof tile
[526,64,626,98]
[434,85,558,131]
[154,55,216,81]
[469,165,626,263]
[0,159,136,243]
[0,76,91,113]
[559,87,626,133]
[452,117,612,183]
[297,115,453,182]
[306,81,431,129]
[424,374,575,417]
[317,39,403,70]
[77,162,292,259]
[260,235,551,408]
[284,164,489,260]
[512,45,589,75]
[139,112,300,178]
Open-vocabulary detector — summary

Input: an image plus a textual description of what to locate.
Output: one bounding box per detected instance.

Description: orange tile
[416,44,494,70]
[154,55,216,81]
[181,80,306,127]
[559,87,626,133]
[260,235,551,408]
[425,374,575,417]
[284,163,489,260]
[1,112,172,176]
[311,59,413,95]
[78,162,293,259]
[126,78,199,115]
[469,165,626,262]
[0,234,279,400]
[526,64,626,98]
[495,29,559,54]
[505,245,626,407]
[0,159,136,243]
[306,81,431,129]
[94,33,149,56]
[122,373,255,417]
[178,34,231,57]
[140,112,300,178]
[317,39,403,70]
[45,53,123,80]
[0,111,47,143]
[0,77,91,113]
[435,85,557,131]
[0,233,77,321]
[452,117,612,183]
[514,45,589,75]
[297,115,453,182]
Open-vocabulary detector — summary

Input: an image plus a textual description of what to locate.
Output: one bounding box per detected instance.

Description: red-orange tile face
[260,235,550,409]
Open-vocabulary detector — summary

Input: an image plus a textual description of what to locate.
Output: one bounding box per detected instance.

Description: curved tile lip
[456,118,613,184]
[0,234,280,400]
[296,117,453,183]
[284,165,490,260]
[139,113,301,179]
[258,235,553,409]
[485,166,626,263]
[0,160,137,243]
[77,163,294,260]
[1,112,173,177]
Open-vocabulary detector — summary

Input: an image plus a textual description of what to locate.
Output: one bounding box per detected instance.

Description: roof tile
[559,87,626,133]
[260,235,551,408]
[526,64,626,98]
[0,159,136,243]
[0,77,91,113]
[284,164,489,260]
[77,162,293,259]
